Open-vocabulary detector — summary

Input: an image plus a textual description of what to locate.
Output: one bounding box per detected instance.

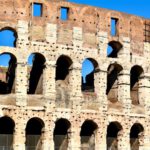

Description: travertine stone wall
[0,0,150,150]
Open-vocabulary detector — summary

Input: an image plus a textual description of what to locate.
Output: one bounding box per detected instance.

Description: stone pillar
[118,129,130,150]
[95,68,108,111]
[13,119,26,150]
[15,62,27,106]
[42,130,54,150]
[17,20,29,49]
[118,69,131,113]
[43,61,56,110]
[68,122,81,150]
[42,120,55,150]
[139,121,150,150]
[69,63,82,110]
[118,37,131,62]
[97,31,108,57]
[95,70,107,111]
[95,119,107,149]
[138,74,150,113]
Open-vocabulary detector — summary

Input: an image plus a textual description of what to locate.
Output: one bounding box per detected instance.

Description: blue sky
[69,0,150,19]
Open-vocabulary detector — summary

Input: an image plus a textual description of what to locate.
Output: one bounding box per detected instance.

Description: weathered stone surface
[0,0,150,150]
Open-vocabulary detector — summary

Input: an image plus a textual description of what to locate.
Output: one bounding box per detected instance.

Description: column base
[13,144,25,150]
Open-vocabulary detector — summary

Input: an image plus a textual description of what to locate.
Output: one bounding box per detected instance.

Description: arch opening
[107,122,122,150]
[130,123,144,150]
[106,64,123,103]
[0,116,15,148]
[27,53,46,94]
[0,53,17,94]
[130,65,144,105]
[0,27,17,47]
[82,58,98,92]
[54,118,71,150]
[55,55,72,107]
[56,55,72,81]
[26,117,44,150]
[80,120,98,150]
[107,41,123,58]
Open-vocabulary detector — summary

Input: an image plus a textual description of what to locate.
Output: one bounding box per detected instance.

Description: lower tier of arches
[0,107,149,150]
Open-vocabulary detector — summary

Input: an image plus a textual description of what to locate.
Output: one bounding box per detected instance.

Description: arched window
[0,53,17,94]
[130,123,144,150]
[82,58,99,92]
[107,122,122,150]
[106,64,123,103]
[0,116,15,149]
[107,41,123,58]
[27,53,46,94]
[26,117,45,149]
[54,118,71,150]
[55,55,72,106]
[130,65,144,105]
[56,55,72,81]
[0,27,17,47]
[80,120,98,150]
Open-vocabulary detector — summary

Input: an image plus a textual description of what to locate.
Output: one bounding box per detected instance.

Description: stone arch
[80,119,98,150]
[55,55,73,107]
[107,41,123,58]
[106,63,123,102]
[0,27,17,47]
[53,118,71,150]
[27,53,46,94]
[25,117,45,149]
[0,52,17,94]
[130,123,144,150]
[130,65,144,105]
[82,58,99,92]
[107,121,123,150]
[0,116,15,148]
[56,55,73,81]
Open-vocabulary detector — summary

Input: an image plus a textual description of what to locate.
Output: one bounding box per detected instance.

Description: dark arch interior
[56,55,72,81]
[54,118,71,135]
[54,118,71,150]
[28,53,46,94]
[0,53,17,94]
[107,122,122,138]
[80,120,97,149]
[80,120,98,137]
[26,118,44,135]
[82,58,98,92]
[0,27,17,47]
[130,65,143,105]
[130,66,143,89]
[107,122,122,150]
[107,64,123,94]
[0,116,15,134]
[130,123,144,138]
[107,41,123,58]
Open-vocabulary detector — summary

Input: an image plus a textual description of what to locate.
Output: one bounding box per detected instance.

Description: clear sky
[69,0,150,19]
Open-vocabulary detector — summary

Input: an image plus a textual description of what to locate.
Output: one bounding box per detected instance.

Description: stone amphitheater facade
[0,0,150,150]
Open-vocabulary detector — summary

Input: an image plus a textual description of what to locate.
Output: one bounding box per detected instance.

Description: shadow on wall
[27,53,46,94]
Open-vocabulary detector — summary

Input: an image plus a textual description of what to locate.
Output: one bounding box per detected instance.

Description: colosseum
[0,0,150,150]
